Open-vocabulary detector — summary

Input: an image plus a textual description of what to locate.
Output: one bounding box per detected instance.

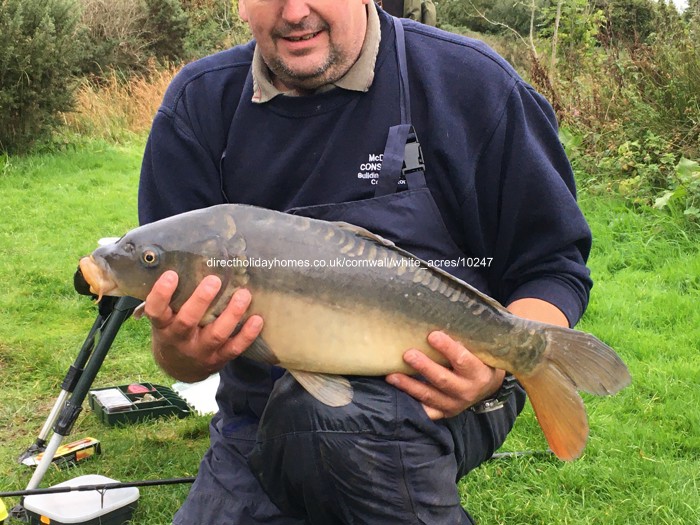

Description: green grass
[0,140,211,522]
[1,141,699,524]
[462,195,700,524]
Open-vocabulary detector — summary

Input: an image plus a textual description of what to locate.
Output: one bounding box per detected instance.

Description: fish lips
[73,265,94,296]
[77,255,121,301]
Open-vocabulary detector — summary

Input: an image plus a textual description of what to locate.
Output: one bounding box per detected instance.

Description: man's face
[239,0,370,91]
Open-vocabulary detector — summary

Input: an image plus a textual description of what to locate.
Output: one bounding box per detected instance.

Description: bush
[0,0,88,153]
[593,0,658,47]
[628,26,700,156]
[439,0,540,36]
[540,0,699,227]
[183,0,251,59]
[78,0,188,77]
[146,0,189,64]
[77,0,250,77]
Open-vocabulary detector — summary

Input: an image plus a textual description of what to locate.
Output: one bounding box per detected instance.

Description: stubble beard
[267,47,344,92]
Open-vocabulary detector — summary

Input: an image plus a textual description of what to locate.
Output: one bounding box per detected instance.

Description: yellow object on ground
[0,497,8,522]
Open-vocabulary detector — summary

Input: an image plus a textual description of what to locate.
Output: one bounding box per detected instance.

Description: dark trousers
[173,374,525,525]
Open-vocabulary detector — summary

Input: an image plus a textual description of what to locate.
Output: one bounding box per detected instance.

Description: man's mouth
[285,31,322,42]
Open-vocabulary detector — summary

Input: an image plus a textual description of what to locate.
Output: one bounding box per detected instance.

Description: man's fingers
[402,349,467,398]
[168,275,222,334]
[144,271,179,327]
[219,315,264,361]
[202,288,263,360]
[421,334,504,403]
[427,331,483,374]
[387,333,507,420]
[386,373,456,420]
[205,288,255,346]
[423,406,445,420]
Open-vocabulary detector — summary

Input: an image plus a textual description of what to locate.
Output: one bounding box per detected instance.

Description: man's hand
[143,270,263,383]
[386,298,569,420]
[386,331,505,420]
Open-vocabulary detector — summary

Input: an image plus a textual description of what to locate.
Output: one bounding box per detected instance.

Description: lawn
[0,140,698,524]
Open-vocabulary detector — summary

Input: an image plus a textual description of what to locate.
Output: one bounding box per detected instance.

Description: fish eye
[141,249,159,267]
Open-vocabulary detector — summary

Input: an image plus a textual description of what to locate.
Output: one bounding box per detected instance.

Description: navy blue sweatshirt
[139,11,592,325]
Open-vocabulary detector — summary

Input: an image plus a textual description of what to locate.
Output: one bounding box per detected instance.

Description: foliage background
[0,0,250,153]
[440,0,699,223]
[0,0,87,154]
[4,0,696,221]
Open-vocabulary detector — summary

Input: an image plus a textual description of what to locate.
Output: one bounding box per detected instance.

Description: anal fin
[288,369,353,407]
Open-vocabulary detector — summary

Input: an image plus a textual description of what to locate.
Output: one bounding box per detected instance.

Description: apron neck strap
[393,18,411,125]
[374,17,426,198]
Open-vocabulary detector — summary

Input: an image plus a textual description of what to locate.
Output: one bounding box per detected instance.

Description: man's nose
[281,0,312,25]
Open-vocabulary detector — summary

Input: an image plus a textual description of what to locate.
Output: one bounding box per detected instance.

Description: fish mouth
[78,255,122,302]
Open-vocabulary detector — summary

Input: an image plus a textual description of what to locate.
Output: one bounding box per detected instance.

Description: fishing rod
[0,477,196,498]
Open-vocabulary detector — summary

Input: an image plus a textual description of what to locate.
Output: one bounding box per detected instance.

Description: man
[139,1,592,523]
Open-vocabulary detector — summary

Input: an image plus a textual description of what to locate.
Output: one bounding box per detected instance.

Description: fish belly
[250,288,448,375]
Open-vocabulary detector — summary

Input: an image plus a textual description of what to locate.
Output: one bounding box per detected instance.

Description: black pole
[53,296,141,437]
[10,295,145,521]
[17,298,117,463]
[22,296,142,495]
[1,477,196,498]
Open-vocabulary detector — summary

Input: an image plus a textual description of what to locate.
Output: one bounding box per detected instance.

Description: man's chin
[269,56,340,91]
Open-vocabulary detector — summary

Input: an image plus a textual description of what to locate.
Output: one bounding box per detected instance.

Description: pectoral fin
[241,337,280,365]
[132,301,147,320]
[288,370,353,407]
[243,339,353,406]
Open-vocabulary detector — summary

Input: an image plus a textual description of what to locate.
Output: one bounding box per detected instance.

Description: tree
[144,0,188,64]
[439,0,543,35]
[78,0,189,76]
[593,0,657,48]
[183,0,250,58]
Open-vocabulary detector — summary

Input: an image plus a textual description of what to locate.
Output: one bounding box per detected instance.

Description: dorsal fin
[333,221,397,247]
[332,221,508,313]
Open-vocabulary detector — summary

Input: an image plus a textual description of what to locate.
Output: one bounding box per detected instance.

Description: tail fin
[516,326,631,461]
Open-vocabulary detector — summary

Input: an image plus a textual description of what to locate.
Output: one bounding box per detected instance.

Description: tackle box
[88,382,192,426]
[21,437,101,468]
[23,475,139,525]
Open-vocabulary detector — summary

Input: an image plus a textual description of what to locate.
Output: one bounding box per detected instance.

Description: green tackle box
[88,382,192,426]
